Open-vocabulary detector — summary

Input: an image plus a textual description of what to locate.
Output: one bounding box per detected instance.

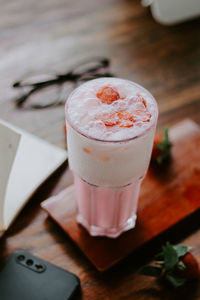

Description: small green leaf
[139,265,162,277]
[156,127,172,164]
[164,127,170,141]
[155,251,164,261]
[157,155,165,164]
[177,261,186,271]
[173,244,189,258]
[165,273,186,288]
[163,243,178,271]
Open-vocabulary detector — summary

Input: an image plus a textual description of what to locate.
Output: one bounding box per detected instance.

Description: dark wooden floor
[0,0,200,299]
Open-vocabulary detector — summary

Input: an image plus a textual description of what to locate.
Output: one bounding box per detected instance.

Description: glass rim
[65,78,158,144]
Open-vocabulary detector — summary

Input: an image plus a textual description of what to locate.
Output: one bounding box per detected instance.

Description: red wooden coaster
[41,119,200,271]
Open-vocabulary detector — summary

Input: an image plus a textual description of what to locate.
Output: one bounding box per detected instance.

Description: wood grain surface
[0,0,200,299]
[41,120,200,271]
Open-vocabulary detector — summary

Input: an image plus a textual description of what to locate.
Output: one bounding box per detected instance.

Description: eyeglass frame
[12,57,114,109]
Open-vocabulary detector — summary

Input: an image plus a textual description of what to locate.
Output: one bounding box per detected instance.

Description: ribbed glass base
[73,173,142,238]
[77,213,137,238]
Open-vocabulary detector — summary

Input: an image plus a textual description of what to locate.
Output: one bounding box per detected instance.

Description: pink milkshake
[65,78,158,238]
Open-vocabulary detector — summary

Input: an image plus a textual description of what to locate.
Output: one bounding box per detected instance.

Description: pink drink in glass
[65,78,158,238]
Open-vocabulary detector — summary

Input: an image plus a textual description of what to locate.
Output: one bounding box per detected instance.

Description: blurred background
[1,0,200,147]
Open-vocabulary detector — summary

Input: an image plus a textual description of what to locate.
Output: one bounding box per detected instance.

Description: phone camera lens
[35,264,43,271]
[26,259,34,266]
[17,255,25,261]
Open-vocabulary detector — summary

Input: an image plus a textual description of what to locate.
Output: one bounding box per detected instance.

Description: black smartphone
[0,250,80,300]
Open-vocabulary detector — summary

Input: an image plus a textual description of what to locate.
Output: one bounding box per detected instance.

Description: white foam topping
[66,78,158,141]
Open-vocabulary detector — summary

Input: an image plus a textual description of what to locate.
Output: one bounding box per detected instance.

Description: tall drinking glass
[65,78,158,238]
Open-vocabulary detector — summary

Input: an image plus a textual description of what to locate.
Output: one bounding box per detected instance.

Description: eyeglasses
[12,57,113,109]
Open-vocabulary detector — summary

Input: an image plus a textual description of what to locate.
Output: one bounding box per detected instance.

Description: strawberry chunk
[151,128,172,164]
[104,119,118,126]
[100,112,119,126]
[152,134,163,160]
[132,110,151,122]
[120,121,133,128]
[177,253,200,280]
[118,112,135,127]
[117,112,135,122]
[97,86,120,104]
[137,93,147,108]
[98,111,137,127]
[97,109,151,128]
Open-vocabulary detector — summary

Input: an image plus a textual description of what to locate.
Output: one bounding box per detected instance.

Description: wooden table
[0,0,200,299]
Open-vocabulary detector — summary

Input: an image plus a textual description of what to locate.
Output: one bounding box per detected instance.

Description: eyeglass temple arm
[13,58,110,88]
[15,86,41,107]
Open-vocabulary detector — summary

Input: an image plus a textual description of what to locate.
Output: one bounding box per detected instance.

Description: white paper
[0,124,21,230]
[0,119,67,234]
